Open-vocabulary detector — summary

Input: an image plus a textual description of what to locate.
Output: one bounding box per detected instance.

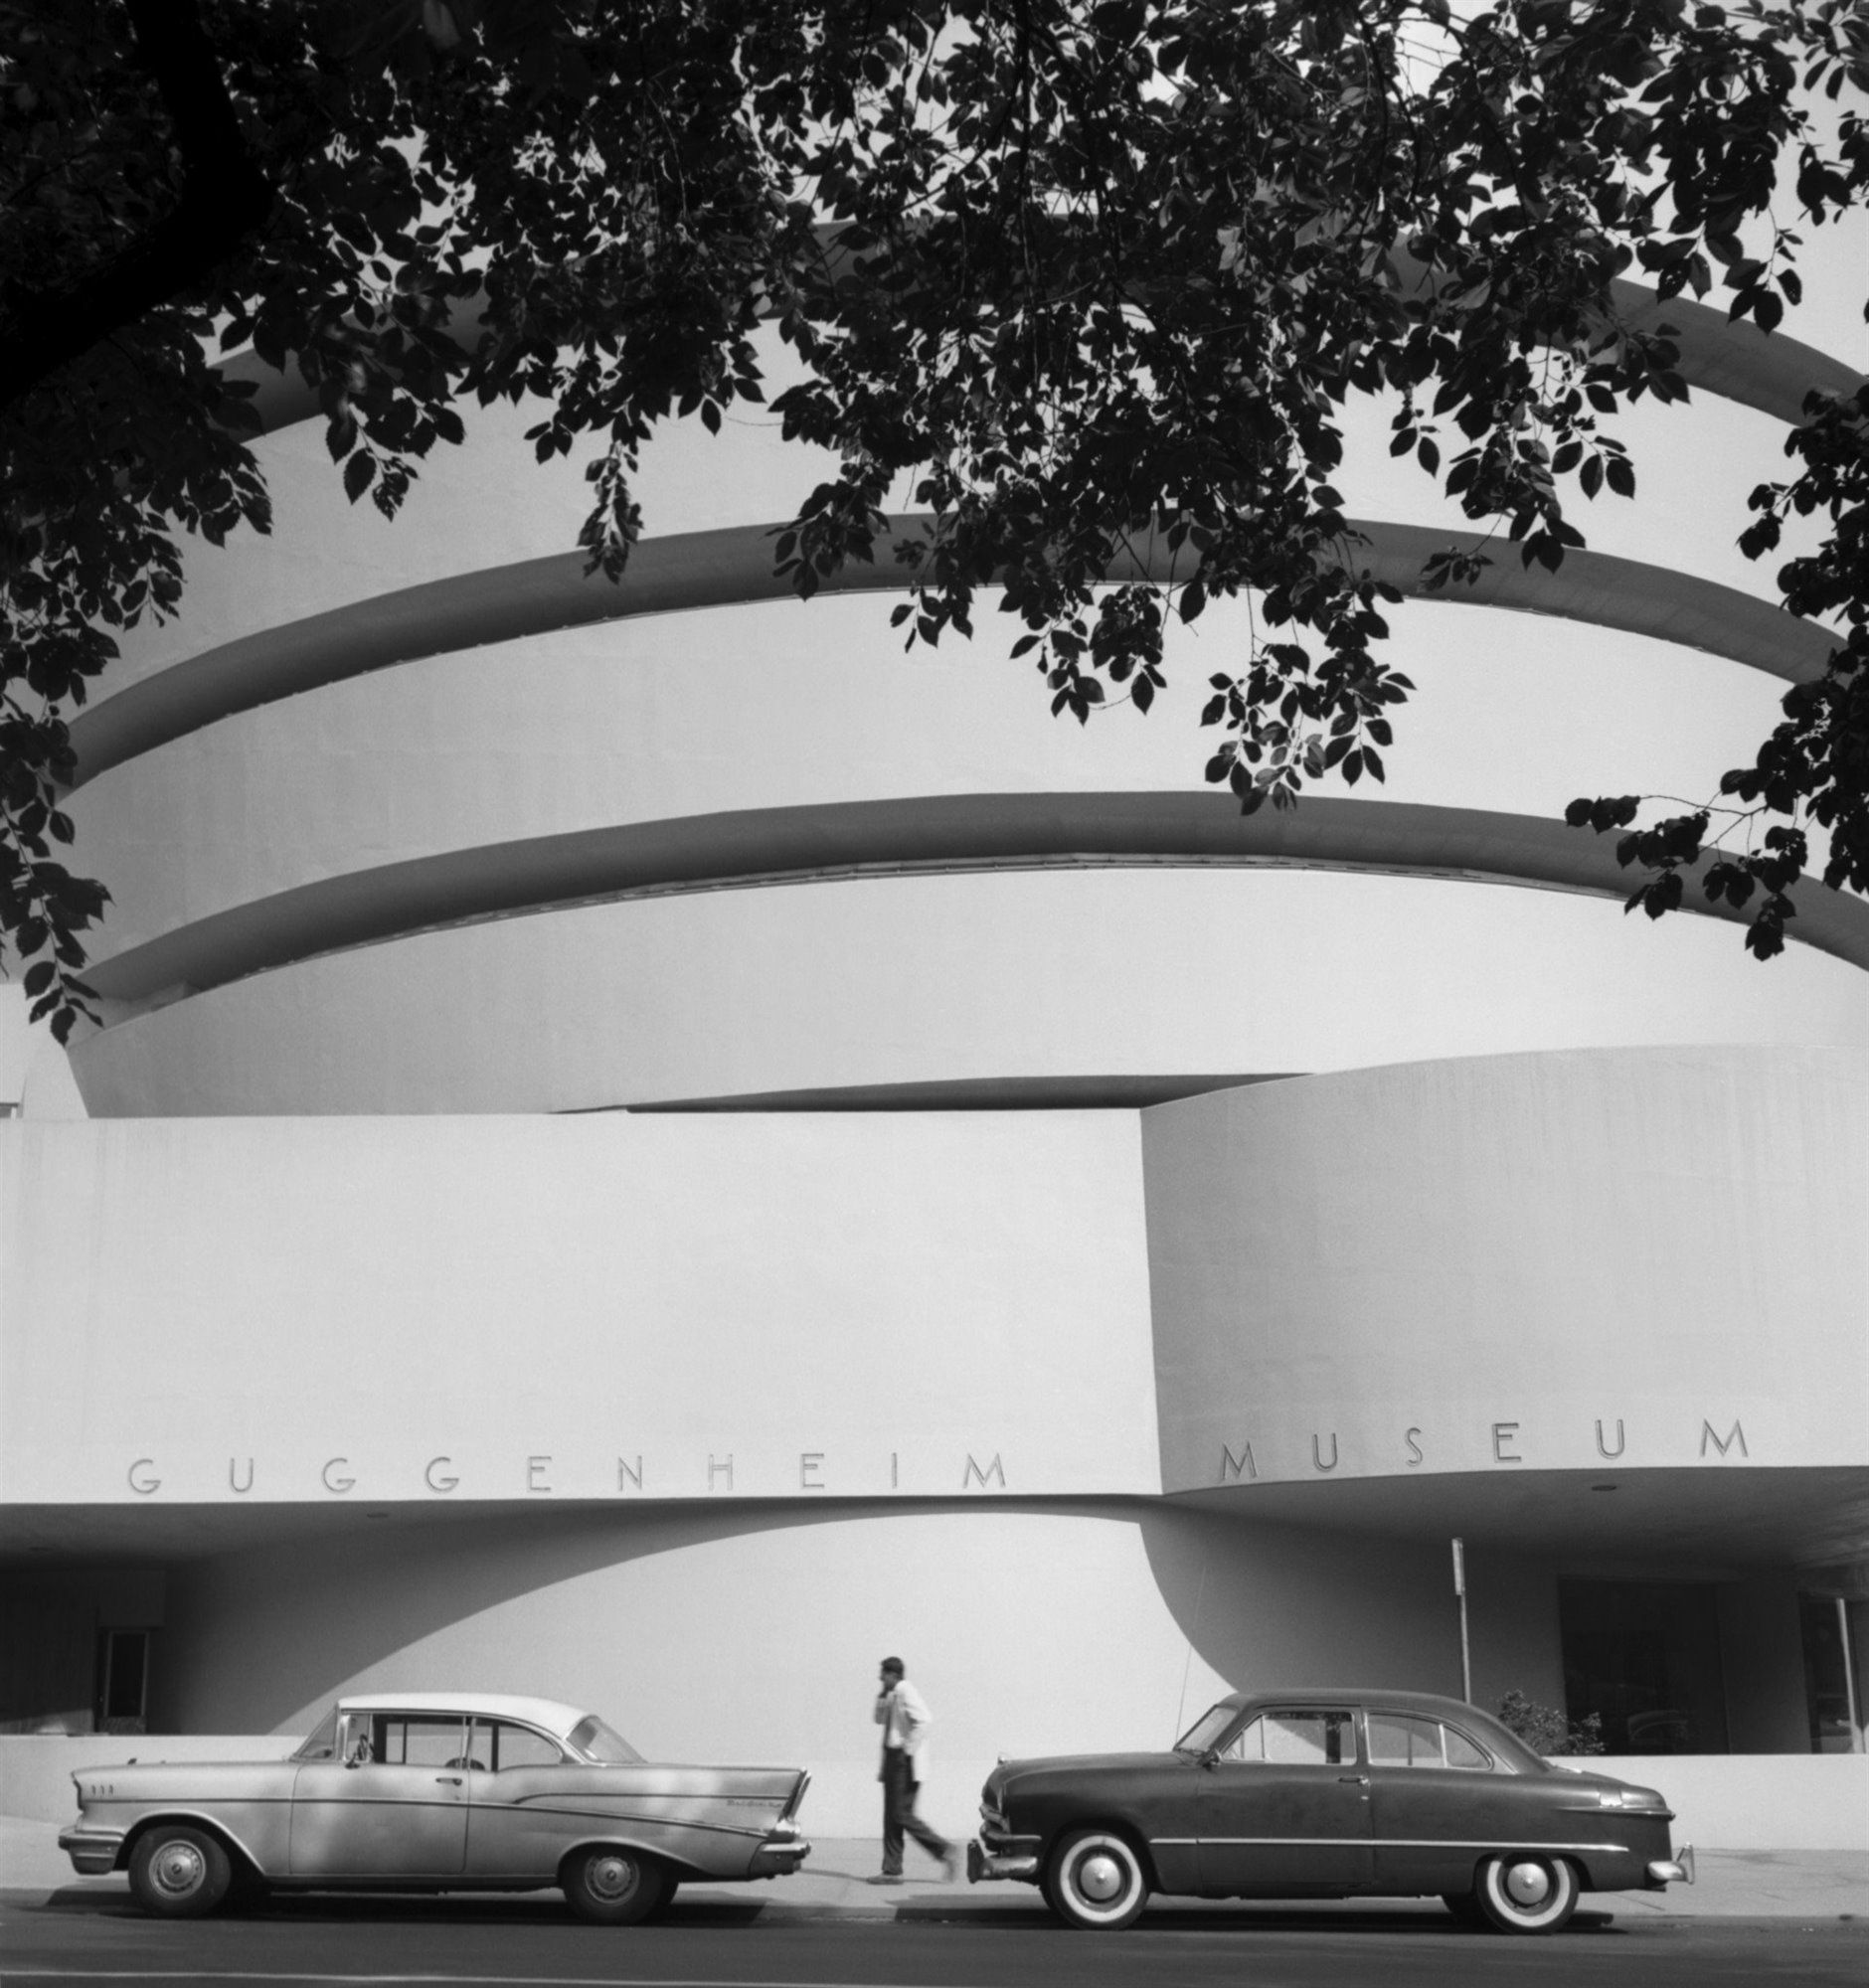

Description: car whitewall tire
[1474,1852,1581,1934]
[562,1845,668,1925]
[127,1824,233,1918]
[1046,1828,1149,1930]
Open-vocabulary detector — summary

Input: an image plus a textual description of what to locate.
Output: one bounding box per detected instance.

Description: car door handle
[1338,1774,1370,1786]
[435,1774,463,1785]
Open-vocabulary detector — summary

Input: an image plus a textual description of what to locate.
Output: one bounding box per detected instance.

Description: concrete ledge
[0,1736,293,1824]
[1567,1754,1869,1851]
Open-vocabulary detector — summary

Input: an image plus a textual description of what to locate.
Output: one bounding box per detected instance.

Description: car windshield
[292,1705,340,1761]
[1174,1703,1240,1755]
[567,1714,645,1763]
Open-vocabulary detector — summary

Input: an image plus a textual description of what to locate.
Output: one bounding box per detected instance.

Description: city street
[3,1890,1865,1988]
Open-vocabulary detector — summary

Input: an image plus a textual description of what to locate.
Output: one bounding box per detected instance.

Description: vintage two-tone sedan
[60,1691,811,1922]
[968,1688,1694,1932]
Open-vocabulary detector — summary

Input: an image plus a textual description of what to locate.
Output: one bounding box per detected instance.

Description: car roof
[1218,1689,1492,1722]
[333,1692,591,1738]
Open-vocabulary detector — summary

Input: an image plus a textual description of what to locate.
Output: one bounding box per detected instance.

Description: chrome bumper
[967,1837,1040,1884]
[748,1835,811,1879]
[58,1826,125,1876]
[1646,1843,1696,1887]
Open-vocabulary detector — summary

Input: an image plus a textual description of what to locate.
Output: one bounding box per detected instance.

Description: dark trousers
[880,1747,950,1873]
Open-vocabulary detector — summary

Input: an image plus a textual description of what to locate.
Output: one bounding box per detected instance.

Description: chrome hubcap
[587,1855,636,1902]
[1076,1851,1125,1903]
[153,1842,205,1896]
[1505,1860,1552,1907]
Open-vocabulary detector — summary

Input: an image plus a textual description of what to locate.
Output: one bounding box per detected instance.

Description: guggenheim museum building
[2,244,1865,1834]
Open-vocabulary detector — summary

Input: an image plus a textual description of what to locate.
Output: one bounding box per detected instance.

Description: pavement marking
[0,1974,1007,1987]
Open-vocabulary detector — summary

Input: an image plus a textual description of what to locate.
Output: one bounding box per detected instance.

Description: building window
[1559,1579,1729,1754]
[95,1629,149,1734]
[1798,1594,1863,1754]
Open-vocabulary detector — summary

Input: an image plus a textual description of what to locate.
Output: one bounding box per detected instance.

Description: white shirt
[876,1678,934,1767]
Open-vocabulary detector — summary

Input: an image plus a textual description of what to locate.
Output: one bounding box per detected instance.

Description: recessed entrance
[1559,1579,1730,1754]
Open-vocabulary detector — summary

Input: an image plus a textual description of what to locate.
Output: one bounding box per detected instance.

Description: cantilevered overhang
[66,517,1842,788]
[80,791,1869,1011]
[1173,1467,1869,1578]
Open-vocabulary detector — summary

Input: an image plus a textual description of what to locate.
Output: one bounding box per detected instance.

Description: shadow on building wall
[153,1495,1569,1741]
[1136,1503,1565,1718]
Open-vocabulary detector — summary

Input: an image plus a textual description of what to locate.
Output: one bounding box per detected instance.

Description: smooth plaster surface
[66,869,1869,1117]
[0,1110,1157,1508]
[1142,1046,1869,1490]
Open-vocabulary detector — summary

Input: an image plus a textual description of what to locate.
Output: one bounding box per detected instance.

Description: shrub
[1495,1690,1607,1756]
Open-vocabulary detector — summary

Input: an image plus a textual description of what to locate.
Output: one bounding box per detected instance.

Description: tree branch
[0,0,274,410]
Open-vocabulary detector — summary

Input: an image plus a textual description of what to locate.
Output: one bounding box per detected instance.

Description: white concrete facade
[3,257,1866,1836]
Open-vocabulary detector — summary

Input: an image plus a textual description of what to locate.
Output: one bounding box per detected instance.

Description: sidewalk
[4,1819,1863,1920]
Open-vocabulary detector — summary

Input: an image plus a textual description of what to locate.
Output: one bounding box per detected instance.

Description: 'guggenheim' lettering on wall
[110,1448,1015,1502]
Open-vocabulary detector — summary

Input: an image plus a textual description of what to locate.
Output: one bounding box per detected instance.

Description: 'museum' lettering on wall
[1217,1416,1754,1481]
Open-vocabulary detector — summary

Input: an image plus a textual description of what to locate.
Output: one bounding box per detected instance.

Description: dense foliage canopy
[3,0,1866,1044]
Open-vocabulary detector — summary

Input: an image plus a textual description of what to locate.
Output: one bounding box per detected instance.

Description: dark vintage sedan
[968,1689,1694,1932]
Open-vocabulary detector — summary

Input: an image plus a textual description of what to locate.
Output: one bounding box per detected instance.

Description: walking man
[870,1655,957,1883]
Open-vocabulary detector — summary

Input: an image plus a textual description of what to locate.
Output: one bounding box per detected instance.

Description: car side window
[1368,1713,1446,1767]
[1442,1724,1493,1771]
[477,1720,563,1770]
[1228,1711,1356,1765]
[1218,1717,1263,1761]
[293,1706,340,1761]
[359,1715,467,1767]
[1367,1714,1495,1771]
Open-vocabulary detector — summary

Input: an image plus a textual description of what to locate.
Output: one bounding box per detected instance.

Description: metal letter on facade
[1700,1419,1749,1459]
[1595,1418,1625,1459]
[527,1455,552,1493]
[229,1457,254,1494]
[1492,1422,1522,1463]
[799,1452,825,1489]
[1405,1428,1424,1467]
[127,1459,160,1495]
[322,1457,355,1494]
[708,1454,734,1491]
[1312,1432,1338,1472]
[1221,1441,1258,1482]
[617,1455,643,1492]
[890,1451,899,1489]
[962,1452,1006,1489]
[425,1456,459,1493]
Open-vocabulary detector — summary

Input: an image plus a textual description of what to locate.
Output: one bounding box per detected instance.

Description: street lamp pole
[1452,1537,1472,1705]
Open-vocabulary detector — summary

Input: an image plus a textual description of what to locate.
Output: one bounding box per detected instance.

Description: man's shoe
[941,1849,961,1883]
[866,1872,904,1885]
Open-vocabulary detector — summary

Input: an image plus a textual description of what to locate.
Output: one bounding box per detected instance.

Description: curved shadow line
[84,791,1869,1008]
[67,516,1840,788]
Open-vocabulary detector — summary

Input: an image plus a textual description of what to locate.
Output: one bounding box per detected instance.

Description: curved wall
[67,871,1869,1117]
[1144,1046,1869,1489]
[6,1050,1860,1508]
[62,588,1812,965]
[54,302,1869,1117]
